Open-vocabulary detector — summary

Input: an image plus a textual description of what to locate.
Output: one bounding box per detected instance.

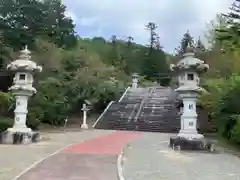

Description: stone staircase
[135,87,180,132]
[94,86,181,133]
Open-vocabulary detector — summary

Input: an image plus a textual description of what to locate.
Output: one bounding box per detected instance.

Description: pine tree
[216,0,240,48]
[108,35,121,67]
[155,36,163,50]
[127,36,133,47]
[176,30,194,54]
[196,37,205,52]
[145,22,158,54]
[122,36,134,74]
[143,22,169,83]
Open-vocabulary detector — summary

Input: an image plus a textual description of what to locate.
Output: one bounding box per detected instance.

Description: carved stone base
[169,135,215,152]
[0,131,40,144]
[7,127,32,133]
[81,123,88,129]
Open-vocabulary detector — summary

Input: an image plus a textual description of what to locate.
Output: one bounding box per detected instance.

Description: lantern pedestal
[170,87,214,152]
[169,136,214,152]
[8,91,33,133]
[1,131,40,145]
[81,123,88,129]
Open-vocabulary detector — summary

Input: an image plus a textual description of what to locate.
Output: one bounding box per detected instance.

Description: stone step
[95,86,181,133]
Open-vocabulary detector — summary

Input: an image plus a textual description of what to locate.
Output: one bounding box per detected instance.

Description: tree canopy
[0,0,170,129]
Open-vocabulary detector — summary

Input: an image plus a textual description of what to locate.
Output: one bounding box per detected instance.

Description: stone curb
[117,148,125,180]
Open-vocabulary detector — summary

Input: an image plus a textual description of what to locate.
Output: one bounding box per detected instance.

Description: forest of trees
[1,0,240,145]
[0,0,171,129]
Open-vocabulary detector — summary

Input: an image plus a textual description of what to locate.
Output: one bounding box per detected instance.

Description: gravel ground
[123,132,240,180]
[0,129,113,180]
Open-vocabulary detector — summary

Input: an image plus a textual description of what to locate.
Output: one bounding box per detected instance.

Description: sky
[63,0,234,53]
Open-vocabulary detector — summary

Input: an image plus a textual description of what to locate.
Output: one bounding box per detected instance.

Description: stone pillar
[178,93,201,138]
[132,73,138,89]
[81,103,89,129]
[12,95,30,131]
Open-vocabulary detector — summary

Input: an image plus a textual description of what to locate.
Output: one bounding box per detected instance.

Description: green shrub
[0,92,14,115]
[230,115,240,144]
[26,118,41,130]
[205,75,240,144]
[27,106,45,130]
[0,117,13,131]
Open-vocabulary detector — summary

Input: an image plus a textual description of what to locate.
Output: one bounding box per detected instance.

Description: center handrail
[134,99,145,122]
[133,87,156,122]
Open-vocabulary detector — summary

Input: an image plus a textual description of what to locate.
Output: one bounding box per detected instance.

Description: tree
[120,36,134,74]
[145,22,158,53]
[0,0,77,50]
[176,30,194,55]
[106,35,121,67]
[205,14,228,50]
[216,0,240,50]
[155,36,163,50]
[0,0,45,49]
[196,37,205,52]
[143,22,169,83]
[0,31,13,68]
[202,12,240,78]
[127,36,134,47]
[43,0,77,48]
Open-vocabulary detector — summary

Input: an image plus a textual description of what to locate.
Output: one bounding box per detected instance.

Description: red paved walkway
[17,131,143,180]
[65,131,143,154]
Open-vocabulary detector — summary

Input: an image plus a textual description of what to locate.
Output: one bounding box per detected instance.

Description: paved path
[0,129,113,180]
[5,130,141,180]
[122,132,240,180]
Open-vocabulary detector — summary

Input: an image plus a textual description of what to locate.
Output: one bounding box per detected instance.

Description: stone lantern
[131,73,138,89]
[81,103,90,129]
[169,47,214,151]
[5,46,42,143]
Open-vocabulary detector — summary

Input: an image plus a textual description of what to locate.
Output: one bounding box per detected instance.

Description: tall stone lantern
[169,47,214,151]
[6,46,42,137]
[132,73,138,89]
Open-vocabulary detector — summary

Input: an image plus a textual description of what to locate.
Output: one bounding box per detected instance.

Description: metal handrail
[118,86,130,102]
[92,101,114,128]
[134,99,145,122]
[134,87,156,122]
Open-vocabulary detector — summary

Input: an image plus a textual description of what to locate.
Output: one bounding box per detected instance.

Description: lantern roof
[7,45,42,72]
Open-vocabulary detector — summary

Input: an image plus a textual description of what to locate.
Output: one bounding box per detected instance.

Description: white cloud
[63,0,234,52]
[79,17,98,27]
[65,11,78,22]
